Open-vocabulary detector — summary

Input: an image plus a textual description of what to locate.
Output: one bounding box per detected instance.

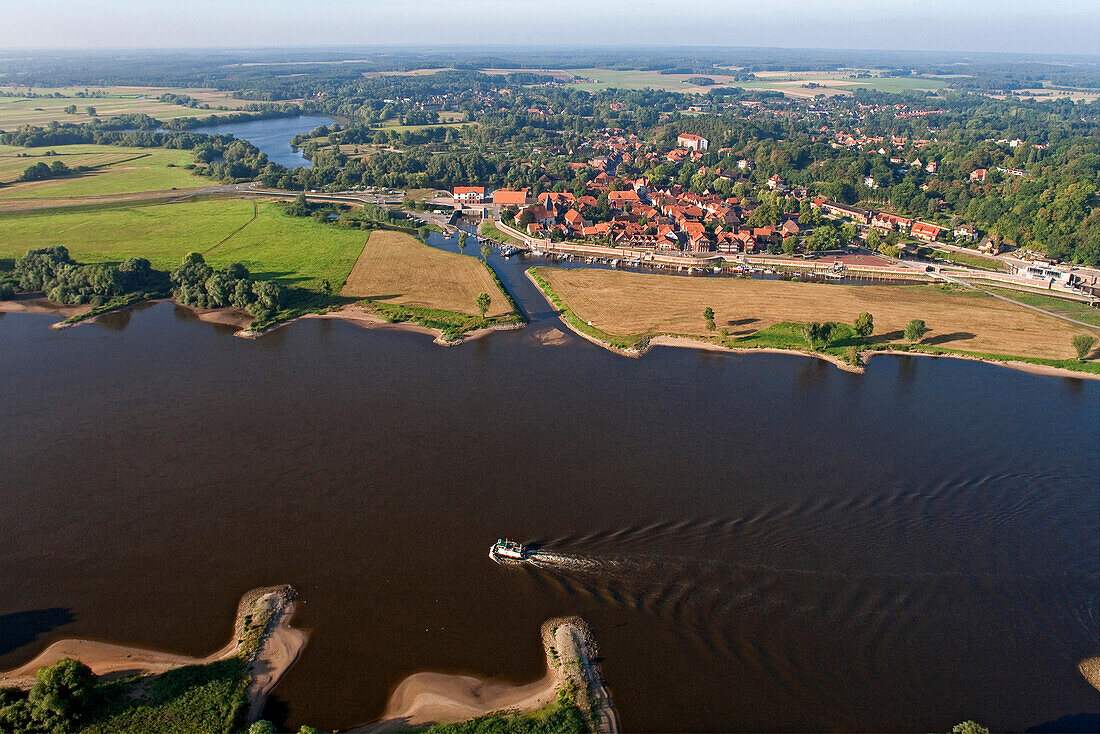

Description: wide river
[0,234,1097,732]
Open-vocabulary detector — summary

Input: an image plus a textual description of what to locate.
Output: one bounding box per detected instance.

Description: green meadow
[0,144,203,195]
[0,87,251,128]
[0,199,367,290]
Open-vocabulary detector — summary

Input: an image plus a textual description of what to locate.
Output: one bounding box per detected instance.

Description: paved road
[887,253,1100,330]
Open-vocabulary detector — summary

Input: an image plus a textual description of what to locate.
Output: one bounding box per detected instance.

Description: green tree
[286,193,310,217]
[249,721,277,734]
[1072,334,1097,361]
[865,228,881,250]
[458,231,468,254]
[63,104,77,114]
[475,292,491,318]
[904,318,928,343]
[250,280,281,318]
[27,658,96,732]
[854,312,874,338]
[703,306,715,330]
[480,241,491,261]
[417,225,431,242]
[841,222,858,244]
[802,321,822,348]
[85,106,96,117]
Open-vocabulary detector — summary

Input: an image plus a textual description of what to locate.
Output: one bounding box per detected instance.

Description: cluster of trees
[16,160,79,182]
[0,658,96,733]
[12,246,168,305]
[171,253,282,319]
[5,247,284,321]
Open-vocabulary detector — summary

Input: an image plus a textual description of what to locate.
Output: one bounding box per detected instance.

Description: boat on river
[490,538,529,562]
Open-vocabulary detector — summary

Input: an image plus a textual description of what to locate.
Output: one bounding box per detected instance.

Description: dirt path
[203,199,259,254]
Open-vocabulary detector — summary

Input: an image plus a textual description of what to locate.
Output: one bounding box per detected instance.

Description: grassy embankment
[478,220,525,246]
[919,246,1007,271]
[0,144,203,198]
[530,267,1100,374]
[342,229,522,339]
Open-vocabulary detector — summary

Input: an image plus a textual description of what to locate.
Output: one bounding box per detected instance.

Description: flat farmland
[342,230,511,317]
[0,199,366,289]
[0,144,201,196]
[0,86,257,128]
[506,67,958,96]
[0,199,254,269]
[536,267,1093,360]
[207,202,367,290]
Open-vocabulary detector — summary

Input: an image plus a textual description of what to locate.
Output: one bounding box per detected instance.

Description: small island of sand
[359,617,619,733]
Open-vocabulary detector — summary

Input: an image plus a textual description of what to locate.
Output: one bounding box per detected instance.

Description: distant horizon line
[1,43,1098,61]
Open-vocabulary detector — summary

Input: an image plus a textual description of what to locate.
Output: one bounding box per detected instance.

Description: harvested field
[342,230,512,317]
[537,267,1095,360]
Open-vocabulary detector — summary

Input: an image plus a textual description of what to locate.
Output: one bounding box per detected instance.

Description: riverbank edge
[239,302,525,346]
[356,616,617,733]
[3,293,525,347]
[0,585,307,724]
[1078,656,1100,693]
[525,268,1100,381]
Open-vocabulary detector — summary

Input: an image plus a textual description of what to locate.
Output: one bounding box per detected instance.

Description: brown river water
[0,239,1097,732]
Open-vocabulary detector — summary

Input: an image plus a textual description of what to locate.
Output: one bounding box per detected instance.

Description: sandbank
[358,617,617,733]
[1079,656,1100,692]
[0,585,307,723]
[283,303,523,346]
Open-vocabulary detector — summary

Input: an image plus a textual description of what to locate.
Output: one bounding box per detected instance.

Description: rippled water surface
[0,244,1097,732]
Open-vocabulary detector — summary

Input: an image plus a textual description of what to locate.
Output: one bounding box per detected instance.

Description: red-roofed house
[608,189,641,209]
[563,209,589,230]
[493,188,530,206]
[970,169,988,182]
[525,205,557,227]
[453,186,485,203]
[676,133,709,152]
[911,222,943,242]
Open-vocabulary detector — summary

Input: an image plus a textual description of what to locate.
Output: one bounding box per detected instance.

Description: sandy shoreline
[0,294,92,320]
[1079,657,1100,692]
[0,585,307,723]
[357,617,617,733]
[270,303,524,346]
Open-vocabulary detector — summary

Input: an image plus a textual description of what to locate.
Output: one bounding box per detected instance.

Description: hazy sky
[1,0,1098,55]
